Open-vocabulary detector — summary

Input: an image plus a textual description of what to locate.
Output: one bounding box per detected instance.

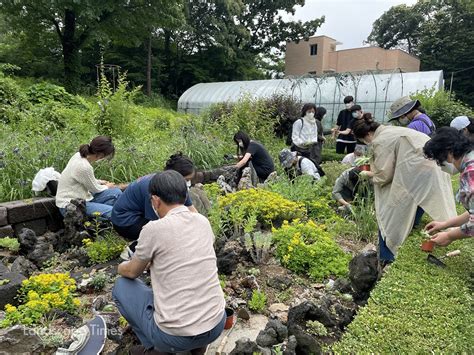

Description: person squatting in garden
[389,96,436,136]
[352,115,456,265]
[278,148,324,181]
[290,103,320,163]
[332,96,357,154]
[341,144,365,166]
[424,127,474,246]
[332,167,365,212]
[234,131,275,183]
[113,170,225,355]
[111,153,197,256]
[55,136,122,221]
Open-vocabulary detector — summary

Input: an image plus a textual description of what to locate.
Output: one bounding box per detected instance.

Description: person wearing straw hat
[450,116,474,141]
[389,96,436,136]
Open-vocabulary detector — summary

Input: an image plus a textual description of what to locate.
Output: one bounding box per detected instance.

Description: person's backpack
[413,116,436,136]
[286,118,304,146]
[297,156,326,178]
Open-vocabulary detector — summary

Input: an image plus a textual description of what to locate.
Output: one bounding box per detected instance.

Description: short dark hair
[424,127,473,166]
[164,152,195,177]
[233,131,251,151]
[344,96,354,104]
[301,103,317,117]
[352,113,380,138]
[149,170,188,205]
[79,136,115,158]
[315,106,326,121]
[349,104,362,112]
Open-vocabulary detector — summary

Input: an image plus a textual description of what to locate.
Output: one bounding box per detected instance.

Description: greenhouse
[178,70,444,129]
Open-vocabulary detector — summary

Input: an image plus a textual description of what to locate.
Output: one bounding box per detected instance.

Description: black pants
[336,142,356,154]
[113,216,149,244]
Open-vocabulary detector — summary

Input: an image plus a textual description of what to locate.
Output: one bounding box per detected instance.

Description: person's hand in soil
[425,220,447,235]
[430,232,454,247]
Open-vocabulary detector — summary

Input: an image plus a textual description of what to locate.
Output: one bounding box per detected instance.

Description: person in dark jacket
[314,106,327,165]
[332,96,357,154]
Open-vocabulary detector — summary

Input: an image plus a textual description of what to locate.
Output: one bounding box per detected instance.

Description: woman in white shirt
[291,103,319,161]
[55,136,122,220]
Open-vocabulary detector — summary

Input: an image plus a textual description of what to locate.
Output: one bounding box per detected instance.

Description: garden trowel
[427,250,461,268]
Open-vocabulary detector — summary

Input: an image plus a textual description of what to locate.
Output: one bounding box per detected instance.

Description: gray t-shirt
[134,206,225,336]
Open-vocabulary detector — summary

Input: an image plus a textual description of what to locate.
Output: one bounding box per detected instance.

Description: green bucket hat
[389,96,420,121]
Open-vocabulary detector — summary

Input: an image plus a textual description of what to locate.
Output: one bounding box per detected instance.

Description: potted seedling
[355,157,371,171]
[420,230,435,252]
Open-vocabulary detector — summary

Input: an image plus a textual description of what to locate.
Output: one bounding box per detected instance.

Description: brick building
[285,35,420,76]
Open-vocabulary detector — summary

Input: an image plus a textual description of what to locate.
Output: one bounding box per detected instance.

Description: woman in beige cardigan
[352,115,456,265]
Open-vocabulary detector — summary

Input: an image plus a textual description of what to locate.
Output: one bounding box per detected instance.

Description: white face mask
[345,103,354,109]
[151,201,160,218]
[186,180,192,188]
[399,116,410,125]
[238,141,244,148]
[352,112,359,119]
[305,112,315,120]
[443,162,459,174]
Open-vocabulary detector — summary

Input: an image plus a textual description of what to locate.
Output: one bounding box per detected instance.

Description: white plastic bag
[32,167,61,192]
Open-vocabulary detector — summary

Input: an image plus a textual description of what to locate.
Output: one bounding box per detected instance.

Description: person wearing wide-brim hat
[278,148,322,181]
[388,96,436,136]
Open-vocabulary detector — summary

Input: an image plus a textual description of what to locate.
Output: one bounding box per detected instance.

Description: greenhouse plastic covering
[178,70,444,130]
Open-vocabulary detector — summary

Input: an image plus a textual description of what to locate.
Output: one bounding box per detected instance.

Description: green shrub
[82,233,127,265]
[26,82,80,107]
[0,237,20,252]
[248,290,267,313]
[331,232,473,353]
[272,220,350,280]
[89,271,109,291]
[306,320,328,337]
[412,89,473,127]
[0,76,27,123]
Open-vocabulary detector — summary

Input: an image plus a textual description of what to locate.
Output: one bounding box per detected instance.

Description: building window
[308,71,316,75]
[310,44,318,56]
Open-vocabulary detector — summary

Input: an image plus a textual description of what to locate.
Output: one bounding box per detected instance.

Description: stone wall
[0,197,63,238]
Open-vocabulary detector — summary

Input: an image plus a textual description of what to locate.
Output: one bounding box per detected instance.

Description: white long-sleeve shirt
[55,152,107,208]
[298,157,321,180]
[292,118,318,148]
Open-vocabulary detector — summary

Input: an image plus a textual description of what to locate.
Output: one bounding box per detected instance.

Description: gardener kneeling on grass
[112,170,226,355]
[332,167,363,212]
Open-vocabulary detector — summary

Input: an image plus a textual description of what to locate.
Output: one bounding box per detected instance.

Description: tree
[0,0,183,93]
[368,0,474,106]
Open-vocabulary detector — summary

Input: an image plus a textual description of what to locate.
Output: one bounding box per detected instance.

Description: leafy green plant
[349,181,378,242]
[306,320,328,337]
[89,271,109,291]
[248,290,267,313]
[1,273,80,327]
[26,82,80,107]
[0,237,20,252]
[272,220,350,281]
[244,231,272,264]
[82,233,126,265]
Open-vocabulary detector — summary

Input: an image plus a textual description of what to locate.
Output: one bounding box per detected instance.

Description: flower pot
[421,240,435,252]
[224,307,235,330]
[360,164,370,171]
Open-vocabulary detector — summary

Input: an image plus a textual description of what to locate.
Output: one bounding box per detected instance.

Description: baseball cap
[450,116,470,131]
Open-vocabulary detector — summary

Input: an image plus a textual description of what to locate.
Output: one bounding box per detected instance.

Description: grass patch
[331,231,473,353]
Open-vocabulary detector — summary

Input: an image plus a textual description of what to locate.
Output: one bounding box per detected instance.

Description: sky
[286,0,418,50]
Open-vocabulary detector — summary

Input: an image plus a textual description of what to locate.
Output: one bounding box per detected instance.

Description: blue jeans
[60,188,122,221]
[379,207,424,263]
[112,277,225,352]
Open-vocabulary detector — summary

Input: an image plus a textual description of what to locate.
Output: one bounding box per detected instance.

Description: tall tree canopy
[367,0,474,106]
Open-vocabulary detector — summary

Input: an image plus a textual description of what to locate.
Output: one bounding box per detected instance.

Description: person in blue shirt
[112,153,197,248]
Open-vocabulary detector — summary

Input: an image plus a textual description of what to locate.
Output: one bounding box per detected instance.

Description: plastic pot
[360,164,370,171]
[224,308,235,330]
[421,240,435,252]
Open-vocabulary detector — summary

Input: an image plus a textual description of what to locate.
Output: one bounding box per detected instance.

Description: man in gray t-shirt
[112,171,225,354]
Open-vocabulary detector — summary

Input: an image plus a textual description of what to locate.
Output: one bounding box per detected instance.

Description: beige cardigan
[370,126,456,255]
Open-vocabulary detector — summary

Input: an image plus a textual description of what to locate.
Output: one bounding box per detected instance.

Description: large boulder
[189,186,211,216]
[0,266,26,308]
[256,319,288,348]
[0,325,44,353]
[17,228,57,268]
[229,337,270,355]
[349,250,379,303]
[10,256,37,277]
[62,199,89,248]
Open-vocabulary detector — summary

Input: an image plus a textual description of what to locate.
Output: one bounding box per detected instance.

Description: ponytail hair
[164,152,195,177]
[79,136,115,158]
[352,113,380,139]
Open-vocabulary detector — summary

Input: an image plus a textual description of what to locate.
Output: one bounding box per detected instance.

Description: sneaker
[120,245,134,261]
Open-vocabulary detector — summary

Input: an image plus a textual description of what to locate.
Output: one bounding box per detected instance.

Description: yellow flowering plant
[218,188,306,228]
[272,220,350,280]
[1,273,81,328]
